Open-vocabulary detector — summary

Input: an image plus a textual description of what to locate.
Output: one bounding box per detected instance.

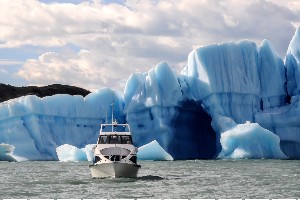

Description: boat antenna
[105,108,108,124]
[111,101,114,132]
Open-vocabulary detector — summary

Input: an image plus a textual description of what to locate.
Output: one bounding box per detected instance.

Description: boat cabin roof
[101,123,129,127]
[100,123,131,135]
[100,132,131,136]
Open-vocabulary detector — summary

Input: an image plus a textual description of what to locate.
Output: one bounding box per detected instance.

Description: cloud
[0,59,24,66]
[0,0,299,90]
[17,50,126,90]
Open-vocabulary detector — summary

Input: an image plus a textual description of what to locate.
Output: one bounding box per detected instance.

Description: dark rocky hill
[0,83,91,103]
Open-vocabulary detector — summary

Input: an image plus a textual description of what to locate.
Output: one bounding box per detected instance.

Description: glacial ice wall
[123,38,290,159]
[0,88,125,160]
[124,62,218,159]
[178,38,294,159]
[255,96,300,158]
[2,28,300,160]
[254,28,300,159]
[286,28,300,96]
[182,39,287,122]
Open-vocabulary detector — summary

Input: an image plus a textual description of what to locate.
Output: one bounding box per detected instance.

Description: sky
[0,0,300,92]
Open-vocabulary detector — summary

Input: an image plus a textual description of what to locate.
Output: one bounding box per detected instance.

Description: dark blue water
[0,160,299,199]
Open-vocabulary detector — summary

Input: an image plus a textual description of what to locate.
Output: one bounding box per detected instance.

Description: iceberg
[56,144,96,162]
[0,88,125,160]
[137,140,173,161]
[254,28,300,159]
[286,28,300,96]
[124,62,218,160]
[0,143,15,155]
[255,96,300,158]
[0,143,16,162]
[56,144,88,162]
[2,27,300,160]
[217,121,287,159]
[84,144,96,161]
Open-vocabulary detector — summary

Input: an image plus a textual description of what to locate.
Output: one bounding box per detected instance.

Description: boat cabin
[97,123,133,145]
[98,135,133,144]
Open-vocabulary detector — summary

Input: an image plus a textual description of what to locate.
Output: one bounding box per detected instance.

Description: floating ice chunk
[0,143,14,154]
[218,122,287,159]
[56,144,87,162]
[137,140,173,161]
[0,143,16,162]
[83,144,96,162]
[56,144,96,162]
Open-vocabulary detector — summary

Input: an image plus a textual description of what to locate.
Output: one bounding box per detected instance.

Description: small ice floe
[0,143,17,162]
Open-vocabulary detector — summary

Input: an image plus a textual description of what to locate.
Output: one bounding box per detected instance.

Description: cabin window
[109,135,121,144]
[121,135,132,144]
[98,135,133,144]
[98,136,108,144]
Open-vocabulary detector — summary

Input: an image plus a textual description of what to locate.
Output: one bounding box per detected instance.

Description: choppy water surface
[0,160,300,199]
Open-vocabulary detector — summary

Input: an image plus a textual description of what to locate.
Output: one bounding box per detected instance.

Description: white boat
[89,120,141,178]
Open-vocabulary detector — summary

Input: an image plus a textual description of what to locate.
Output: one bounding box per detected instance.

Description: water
[0,160,300,199]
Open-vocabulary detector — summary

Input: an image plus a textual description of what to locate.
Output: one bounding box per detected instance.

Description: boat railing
[99,131,131,135]
[100,123,131,133]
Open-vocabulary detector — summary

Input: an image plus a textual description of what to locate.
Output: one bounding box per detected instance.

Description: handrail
[101,123,129,126]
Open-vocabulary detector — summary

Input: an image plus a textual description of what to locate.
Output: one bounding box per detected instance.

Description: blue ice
[217,121,286,159]
[0,143,16,162]
[2,28,300,160]
[137,140,173,161]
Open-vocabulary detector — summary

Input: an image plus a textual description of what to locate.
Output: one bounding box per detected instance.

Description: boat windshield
[101,124,129,132]
[98,135,133,144]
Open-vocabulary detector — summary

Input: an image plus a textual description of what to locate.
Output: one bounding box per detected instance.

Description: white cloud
[0,59,24,66]
[269,0,300,12]
[223,14,239,27]
[0,0,299,91]
[17,50,127,90]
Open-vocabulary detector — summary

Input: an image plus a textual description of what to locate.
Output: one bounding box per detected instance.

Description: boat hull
[89,162,141,178]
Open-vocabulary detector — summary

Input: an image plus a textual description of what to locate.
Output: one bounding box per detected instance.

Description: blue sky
[0,0,300,91]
